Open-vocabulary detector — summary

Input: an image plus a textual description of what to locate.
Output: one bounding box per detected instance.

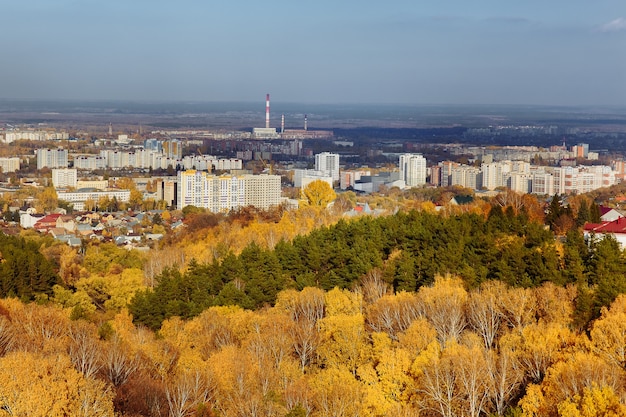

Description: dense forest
[130,206,621,333]
[1,193,626,416]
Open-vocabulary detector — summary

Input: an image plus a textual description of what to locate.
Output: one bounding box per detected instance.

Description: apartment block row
[38,147,242,173]
[3,130,69,144]
[437,160,615,195]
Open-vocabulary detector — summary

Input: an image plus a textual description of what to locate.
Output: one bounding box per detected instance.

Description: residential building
[36,148,68,169]
[52,168,77,189]
[0,157,20,173]
[315,152,340,182]
[176,170,281,212]
[57,189,131,211]
[399,153,427,187]
[293,169,332,188]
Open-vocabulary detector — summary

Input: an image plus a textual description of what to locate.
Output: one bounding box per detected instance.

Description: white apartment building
[243,174,282,210]
[52,168,77,189]
[531,171,555,196]
[36,148,68,169]
[535,166,616,196]
[481,161,513,190]
[3,130,69,144]
[177,170,281,212]
[399,153,427,187]
[315,152,340,182]
[181,155,243,172]
[74,155,107,170]
[57,189,131,211]
[0,157,20,173]
[450,165,480,190]
[439,161,460,186]
[509,172,533,194]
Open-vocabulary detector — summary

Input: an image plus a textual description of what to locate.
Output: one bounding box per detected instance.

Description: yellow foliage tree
[557,385,626,417]
[590,294,626,369]
[310,367,365,417]
[0,351,114,417]
[417,275,468,346]
[301,179,336,207]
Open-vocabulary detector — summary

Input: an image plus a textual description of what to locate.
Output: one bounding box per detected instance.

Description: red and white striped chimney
[265,94,270,129]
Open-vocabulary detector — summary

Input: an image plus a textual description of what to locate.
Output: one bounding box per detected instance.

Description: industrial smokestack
[304,114,308,131]
[265,94,270,129]
[281,114,285,134]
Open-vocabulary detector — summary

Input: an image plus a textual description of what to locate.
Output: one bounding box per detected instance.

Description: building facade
[315,152,340,182]
[36,148,68,170]
[52,168,78,189]
[399,153,427,188]
[176,170,281,212]
[0,157,20,173]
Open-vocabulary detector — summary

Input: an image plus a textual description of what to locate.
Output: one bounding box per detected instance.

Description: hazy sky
[2,0,625,106]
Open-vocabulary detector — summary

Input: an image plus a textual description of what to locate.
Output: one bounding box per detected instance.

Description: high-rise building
[0,157,20,173]
[399,153,427,187]
[163,139,182,159]
[439,161,459,187]
[36,148,68,170]
[315,152,340,182]
[52,168,77,189]
[176,170,281,212]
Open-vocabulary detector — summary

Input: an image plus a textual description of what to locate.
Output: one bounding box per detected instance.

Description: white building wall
[52,168,78,189]
[37,148,68,169]
[177,171,281,212]
[315,152,340,182]
[0,157,20,173]
[399,153,427,187]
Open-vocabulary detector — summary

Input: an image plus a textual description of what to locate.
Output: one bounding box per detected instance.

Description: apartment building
[399,153,427,187]
[176,170,281,212]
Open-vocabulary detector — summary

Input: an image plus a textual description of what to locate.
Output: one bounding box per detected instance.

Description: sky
[1,0,625,106]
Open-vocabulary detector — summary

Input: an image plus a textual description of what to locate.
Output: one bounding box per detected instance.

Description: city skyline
[1,1,625,106]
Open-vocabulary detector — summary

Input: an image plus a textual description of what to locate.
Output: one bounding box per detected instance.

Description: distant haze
[2,1,625,106]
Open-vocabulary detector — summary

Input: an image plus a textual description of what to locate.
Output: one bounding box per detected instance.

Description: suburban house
[599,206,625,222]
[583,217,626,249]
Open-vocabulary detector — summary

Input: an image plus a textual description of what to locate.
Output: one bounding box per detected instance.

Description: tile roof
[584,217,626,234]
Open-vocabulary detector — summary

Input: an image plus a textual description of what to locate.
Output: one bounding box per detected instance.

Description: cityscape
[2,0,626,416]
[1,95,625,218]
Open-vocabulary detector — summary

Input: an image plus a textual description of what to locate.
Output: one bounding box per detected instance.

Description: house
[20,211,44,229]
[56,215,76,232]
[33,213,63,233]
[450,195,475,206]
[583,217,626,249]
[599,206,625,222]
[75,223,94,237]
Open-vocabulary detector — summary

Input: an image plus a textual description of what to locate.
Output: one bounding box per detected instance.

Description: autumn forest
[1,191,626,417]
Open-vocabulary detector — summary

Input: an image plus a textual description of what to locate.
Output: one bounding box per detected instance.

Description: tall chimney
[304,114,308,131]
[281,114,285,134]
[265,94,270,129]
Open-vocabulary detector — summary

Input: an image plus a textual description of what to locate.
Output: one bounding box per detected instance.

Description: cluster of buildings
[36,139,243,172]
[334,148,618,197]
[292,152,340,189]
[433,160,615,195]
[51,167,282,213]
[1,129,69,144]
[18,210,167,248]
